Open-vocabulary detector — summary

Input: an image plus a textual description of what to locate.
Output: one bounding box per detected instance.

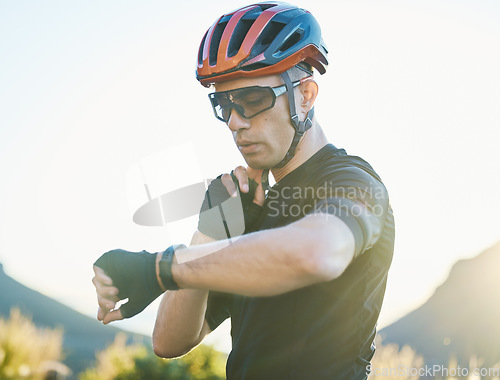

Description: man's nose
[227,108,251,132]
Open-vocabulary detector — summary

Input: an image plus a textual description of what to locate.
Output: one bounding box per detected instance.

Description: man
[92,2,395,379]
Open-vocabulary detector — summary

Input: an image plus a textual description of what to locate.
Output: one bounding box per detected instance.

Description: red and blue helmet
[196,2,328,87]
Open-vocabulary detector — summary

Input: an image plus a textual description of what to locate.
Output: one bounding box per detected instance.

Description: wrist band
[159,244,186,290]
[155,252,167,292]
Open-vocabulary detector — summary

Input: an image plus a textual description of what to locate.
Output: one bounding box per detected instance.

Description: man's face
[214,75,296,170]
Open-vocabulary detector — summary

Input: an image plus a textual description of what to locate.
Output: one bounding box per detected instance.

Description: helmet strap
[274,70,314,169]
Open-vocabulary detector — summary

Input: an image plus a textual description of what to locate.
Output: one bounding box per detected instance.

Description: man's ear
[299,79,319,115]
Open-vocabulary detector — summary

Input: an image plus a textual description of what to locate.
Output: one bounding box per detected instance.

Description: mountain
[380,241,500,369]
[0,263,148,376]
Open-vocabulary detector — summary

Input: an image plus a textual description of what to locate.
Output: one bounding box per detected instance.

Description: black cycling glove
[94,245,182,319]
[198,172,263,240]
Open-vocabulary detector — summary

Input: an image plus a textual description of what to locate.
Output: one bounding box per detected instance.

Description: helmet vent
[241,62,269,72]
[228,19,256,58]
[277,29,304,54]
[198,31,208,65]
[209,21,228,66]
[257,3,277,11]
[254,21,285,52]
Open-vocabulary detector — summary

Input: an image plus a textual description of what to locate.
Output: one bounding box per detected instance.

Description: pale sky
[1,0,499,353]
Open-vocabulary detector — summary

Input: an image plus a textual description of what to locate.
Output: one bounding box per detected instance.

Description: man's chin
[242,156,279,171]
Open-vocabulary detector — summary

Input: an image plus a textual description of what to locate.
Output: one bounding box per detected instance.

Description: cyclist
[93,2,395,378]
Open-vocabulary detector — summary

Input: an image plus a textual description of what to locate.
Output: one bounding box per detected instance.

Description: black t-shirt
[205,144,395,379]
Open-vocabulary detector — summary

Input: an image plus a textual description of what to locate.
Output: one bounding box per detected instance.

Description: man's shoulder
[307,144,383,184]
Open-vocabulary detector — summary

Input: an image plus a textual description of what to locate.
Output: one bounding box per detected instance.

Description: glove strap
[158,244,186,290]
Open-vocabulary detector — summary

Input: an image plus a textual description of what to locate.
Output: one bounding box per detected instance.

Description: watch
[158,244,186,290]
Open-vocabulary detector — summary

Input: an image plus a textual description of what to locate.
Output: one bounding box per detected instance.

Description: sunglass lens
[231,87,274,118]
[209,87,276,122]
[210,94,230,122]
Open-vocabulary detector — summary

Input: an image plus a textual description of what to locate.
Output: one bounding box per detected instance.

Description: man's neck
[271,120,329,182]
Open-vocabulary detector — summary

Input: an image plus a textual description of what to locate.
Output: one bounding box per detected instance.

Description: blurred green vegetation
[79,333,226,380]
[369,336,424,380]
[0,308,65,379]
[0,308,226,379]
[3,307,499,380]
[368,337,500,380]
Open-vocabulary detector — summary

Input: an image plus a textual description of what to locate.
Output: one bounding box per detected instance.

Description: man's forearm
[152,214,354,356]
[172,213,355,297]
[152,231,217,358]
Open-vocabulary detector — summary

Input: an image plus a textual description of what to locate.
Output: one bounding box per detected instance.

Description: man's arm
[152,230,219,358]
[95,212,354,358]
[153,212,354,358]
[171,212,355,297]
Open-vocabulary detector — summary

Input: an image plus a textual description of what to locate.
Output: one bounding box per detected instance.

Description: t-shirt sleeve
[204,291,231,331]
[311,165,389,259]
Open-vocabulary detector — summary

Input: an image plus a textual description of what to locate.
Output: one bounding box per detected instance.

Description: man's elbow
[152,321,210,359]
[152,329,192,359]
[153,347,189,359]
[152,339,193,359]
[299,219,356,282]
[302,249,347,282]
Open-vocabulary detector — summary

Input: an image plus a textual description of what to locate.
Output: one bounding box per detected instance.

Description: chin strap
[273,70,314,169]
[261,169,271,192]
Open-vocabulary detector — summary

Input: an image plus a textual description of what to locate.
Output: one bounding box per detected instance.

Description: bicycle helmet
[196,2,329,168]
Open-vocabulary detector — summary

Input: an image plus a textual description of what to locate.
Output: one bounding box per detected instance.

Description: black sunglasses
[208,76,312,123]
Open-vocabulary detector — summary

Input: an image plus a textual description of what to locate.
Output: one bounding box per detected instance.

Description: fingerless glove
[94,245,185,318]
[197,172,263,240]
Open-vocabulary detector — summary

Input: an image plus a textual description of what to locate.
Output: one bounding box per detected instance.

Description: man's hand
[93,248,178,323]
[221,166,266,206]
[198,166,266,240]
[93,266,123,324]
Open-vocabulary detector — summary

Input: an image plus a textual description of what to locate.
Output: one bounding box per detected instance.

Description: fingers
[93,265,120,322]
[97,292,119,311]
[246,168,265,206]
[102,308,124,325]
[253,183,265,206]
[246,167,264,184]
[222,166,252,196]
[233,166,249,192]
[92,266,119,299]
[92,277,119,299]
[97,306,124,324]
[96,293,118,322]
[221,166,266,204]
[93,266,113,286]
[97,306,106,321]
[221,173,238,197]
